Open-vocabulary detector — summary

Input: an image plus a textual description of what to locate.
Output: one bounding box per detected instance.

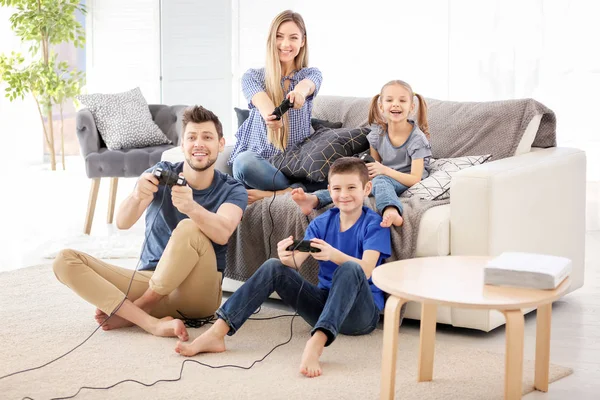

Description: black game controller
[359,153,376,163]
[286,239,321,253]
[152,167,187,187]
[271,98,293,120]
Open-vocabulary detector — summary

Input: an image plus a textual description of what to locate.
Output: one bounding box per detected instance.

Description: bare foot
[247,189,274,205]
[291,188,318,215]
[94,308,133,330]
[381,207,404,228]
[151,317,189,341]
[299,332,326,378]
[175,328,226,357]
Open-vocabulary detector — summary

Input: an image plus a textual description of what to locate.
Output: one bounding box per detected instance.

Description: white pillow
[401,154,492,201]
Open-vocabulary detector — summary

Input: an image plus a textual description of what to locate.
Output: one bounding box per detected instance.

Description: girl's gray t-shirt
[367,121,432,179]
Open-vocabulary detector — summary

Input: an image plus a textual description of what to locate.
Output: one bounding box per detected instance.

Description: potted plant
[0,0,86,170]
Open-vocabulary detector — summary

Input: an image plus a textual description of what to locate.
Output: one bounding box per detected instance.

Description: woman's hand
[367,161,391,179]
[263,114,283,130]
[287,90,306,109]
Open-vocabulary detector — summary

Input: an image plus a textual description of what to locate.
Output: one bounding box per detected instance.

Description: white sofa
[162,96,586,332]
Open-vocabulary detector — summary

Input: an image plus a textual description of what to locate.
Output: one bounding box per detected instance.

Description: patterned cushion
[77,87,171,150]
[233,107,342,130]
[270,126,371,183]
[401,154,492,201]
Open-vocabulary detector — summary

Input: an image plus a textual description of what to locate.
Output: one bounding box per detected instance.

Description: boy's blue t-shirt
[139,161,248,273]
[304,206,392,310]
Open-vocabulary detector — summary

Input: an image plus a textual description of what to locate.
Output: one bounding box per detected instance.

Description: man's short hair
[182,105,223,139]
[328,157,369,187]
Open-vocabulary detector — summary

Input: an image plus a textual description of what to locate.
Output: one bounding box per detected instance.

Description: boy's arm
[309,239,381,279]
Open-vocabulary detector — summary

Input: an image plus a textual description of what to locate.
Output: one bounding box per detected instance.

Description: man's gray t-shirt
[367,120,432,179]
[139,161,248,273]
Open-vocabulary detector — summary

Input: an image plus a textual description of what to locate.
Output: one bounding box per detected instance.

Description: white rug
[41,232,144,259]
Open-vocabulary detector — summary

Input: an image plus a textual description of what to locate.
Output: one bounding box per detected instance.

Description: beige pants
[53,219,223,319]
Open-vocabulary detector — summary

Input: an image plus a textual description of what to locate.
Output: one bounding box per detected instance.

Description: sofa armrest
[450,147,586,291]
[76,108,102,156]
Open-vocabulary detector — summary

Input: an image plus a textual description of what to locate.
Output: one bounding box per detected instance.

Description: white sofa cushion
[415,204,451,257]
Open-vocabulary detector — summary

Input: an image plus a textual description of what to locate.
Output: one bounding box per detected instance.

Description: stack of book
[484,252,572,290]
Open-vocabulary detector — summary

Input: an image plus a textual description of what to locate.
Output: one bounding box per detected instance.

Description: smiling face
[379,84,415,124]
[181,121,224,172]
[276,21,305,65]
[328,173,372,215]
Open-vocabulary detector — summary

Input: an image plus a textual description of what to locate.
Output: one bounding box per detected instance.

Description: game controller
[286,239,321,253]
[359,153,376,163]
[271,98,293,120]
[152,167,187,187]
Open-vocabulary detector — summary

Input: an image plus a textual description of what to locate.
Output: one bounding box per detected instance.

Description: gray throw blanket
[224,194,449,285]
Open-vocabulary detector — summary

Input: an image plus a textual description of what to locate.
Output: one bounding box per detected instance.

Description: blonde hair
[367,80,430,139]
[265,10,309,151]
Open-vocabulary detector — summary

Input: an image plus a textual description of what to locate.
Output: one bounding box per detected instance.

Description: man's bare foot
[94,308,133,330]
[148,317,189,341]
[381,207,404,228]
[291,188,318,215]
[175,320,228,357]
[299,331,327,378]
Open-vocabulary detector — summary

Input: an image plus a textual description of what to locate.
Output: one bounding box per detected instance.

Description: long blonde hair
[367,80,430,139]
[265,10,309,151]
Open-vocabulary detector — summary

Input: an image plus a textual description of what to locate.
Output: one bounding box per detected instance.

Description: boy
[174,157,391,378]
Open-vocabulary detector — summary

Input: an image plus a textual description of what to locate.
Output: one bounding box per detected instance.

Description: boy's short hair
[182,105,223,139]
[328,157,369,187]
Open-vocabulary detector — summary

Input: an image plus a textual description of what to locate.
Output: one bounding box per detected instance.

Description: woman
[229,10,323,204]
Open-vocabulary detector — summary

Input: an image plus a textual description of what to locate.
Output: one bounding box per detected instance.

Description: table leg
[502,310,525,400]
[380,296,406,400]
[534,303,552,392]
[418,303,437,382]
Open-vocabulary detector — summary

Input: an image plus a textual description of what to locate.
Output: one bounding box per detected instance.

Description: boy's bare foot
[291,188,318,215]
[381,207,404,228]
[175,327,226,357]
[94,308,133,330]
[150,317,189,341]
[299,331,327,378]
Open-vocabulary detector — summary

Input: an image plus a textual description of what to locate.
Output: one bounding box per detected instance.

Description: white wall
[234,0,599,180]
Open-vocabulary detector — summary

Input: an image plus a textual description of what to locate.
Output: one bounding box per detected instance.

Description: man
[53,106,247,341]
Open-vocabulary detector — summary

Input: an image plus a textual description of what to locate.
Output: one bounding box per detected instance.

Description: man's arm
[116,172,159,230]
[186,202,244,245]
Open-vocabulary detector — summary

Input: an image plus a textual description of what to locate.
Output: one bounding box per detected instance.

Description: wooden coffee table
[371,256,570,400]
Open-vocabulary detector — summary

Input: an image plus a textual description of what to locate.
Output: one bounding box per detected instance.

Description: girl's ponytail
[414,93,430,139]
[368,94,386,132]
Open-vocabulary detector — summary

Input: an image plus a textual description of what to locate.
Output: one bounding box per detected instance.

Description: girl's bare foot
[150,317,189,341]
[291,188,318,215]
[175,319,229,357]
[381,207,404,228]
[299,331,327,378]
[94,308,133,330]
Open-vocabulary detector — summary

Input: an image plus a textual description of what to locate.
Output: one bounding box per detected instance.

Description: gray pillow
[270,125,370,183]
[77,87,171,150]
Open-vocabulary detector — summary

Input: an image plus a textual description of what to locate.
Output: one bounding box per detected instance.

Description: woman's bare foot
[175,319,229,357]
[247,189,273,205]
[299,331,327,378]
[150,317,189,341]
[94,308,133,330]
[291,188,318,215]
[381,207,404,228]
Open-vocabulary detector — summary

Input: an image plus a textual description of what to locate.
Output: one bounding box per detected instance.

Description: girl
[229,10,323,204]
[292,80,432,228]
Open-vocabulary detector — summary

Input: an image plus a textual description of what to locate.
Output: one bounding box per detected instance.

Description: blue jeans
[232,150,328,192]
[314,175,409,215]
[216,258,380,346]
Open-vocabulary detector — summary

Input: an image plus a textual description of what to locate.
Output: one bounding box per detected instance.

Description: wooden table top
[372,256,571,310]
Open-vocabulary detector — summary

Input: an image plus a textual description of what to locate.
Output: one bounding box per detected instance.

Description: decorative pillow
[270,126,371,183]
[233,107,342,130]
[401,154,492,201]
[77,87,171,150]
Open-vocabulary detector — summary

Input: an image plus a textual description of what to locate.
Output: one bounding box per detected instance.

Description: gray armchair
[76,104,187,234]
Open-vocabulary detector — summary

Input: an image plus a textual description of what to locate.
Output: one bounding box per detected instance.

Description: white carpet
[0,265,572,400]
[41,232,143,259]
